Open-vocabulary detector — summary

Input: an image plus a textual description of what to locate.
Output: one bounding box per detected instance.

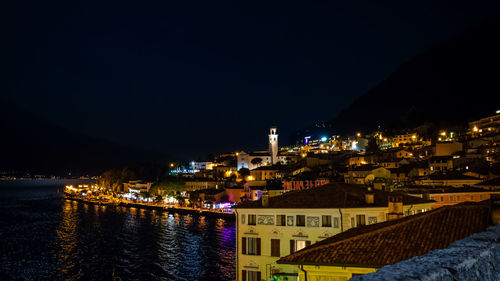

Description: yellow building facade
[233,184,434,281]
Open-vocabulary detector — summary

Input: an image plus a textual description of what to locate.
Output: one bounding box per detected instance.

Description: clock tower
[268,126,278,164]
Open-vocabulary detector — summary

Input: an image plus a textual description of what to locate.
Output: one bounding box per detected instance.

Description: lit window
[296,240,307,251]
[243,237,260,255]
[243,270,260,281]
[241,214,246,224]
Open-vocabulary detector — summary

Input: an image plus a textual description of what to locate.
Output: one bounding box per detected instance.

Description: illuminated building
[237,126,291,170]
[233,183,434,281]
[468,111,500,137]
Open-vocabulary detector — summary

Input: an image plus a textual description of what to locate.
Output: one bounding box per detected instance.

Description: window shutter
[242,270,247,281]
[290,240,295,254]
[242,237,246,255]
[257,271,261,281]
[306,240,311,247]
[256,238,261,256]
[271,239,280,257]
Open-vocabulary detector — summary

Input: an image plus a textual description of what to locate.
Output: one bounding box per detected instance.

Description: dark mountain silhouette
[0,99,167,175]
[292,19,500,141]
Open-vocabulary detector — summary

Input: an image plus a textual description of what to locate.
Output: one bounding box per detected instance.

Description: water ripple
[0,184,235,281]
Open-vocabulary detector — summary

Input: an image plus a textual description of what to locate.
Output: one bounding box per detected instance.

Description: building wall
[434,142,463,156]
[415,179,483,187]
[429,192,500,208]
[184,181,224,191]
[392,133,418,148]
[250,169,279,181]
[234,203,433,281]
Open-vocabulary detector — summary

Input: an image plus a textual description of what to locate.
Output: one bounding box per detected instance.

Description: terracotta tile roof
[233,182,434,209]
[278,202,492,267]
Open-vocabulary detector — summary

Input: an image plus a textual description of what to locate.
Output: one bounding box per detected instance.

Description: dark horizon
[2,0,500,160]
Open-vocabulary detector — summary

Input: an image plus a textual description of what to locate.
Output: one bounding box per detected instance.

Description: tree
[251,157,263,167]
[238,168,250,178]
[98,167,136,192]
[154,195,163,203]
[149,176,186,197]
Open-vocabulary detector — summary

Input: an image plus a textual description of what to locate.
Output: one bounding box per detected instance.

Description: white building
[237,126,288,170]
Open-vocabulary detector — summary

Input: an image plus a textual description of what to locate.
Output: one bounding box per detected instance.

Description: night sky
[2,0,499,160]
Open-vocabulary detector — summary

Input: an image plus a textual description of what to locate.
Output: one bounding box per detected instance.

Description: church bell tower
[269,126,278,164]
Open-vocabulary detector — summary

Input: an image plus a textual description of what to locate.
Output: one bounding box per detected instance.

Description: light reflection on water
[0,184,236,281]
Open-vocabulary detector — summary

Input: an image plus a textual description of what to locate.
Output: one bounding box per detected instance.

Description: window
[440,196,444,202]
[450,195,454,202]
[290,239,311,254]
[457,195,460,201]
[351,217,355,228]
[296,215,305,226]
[248,214,256,225]
[356,215,366,226]
[242,270,261,281]
[242,237,261,255]
[276,215,286,226]
[322,215,332,227]
[333,217,340,228]
[271,239,280,257]
[241,214,246,224]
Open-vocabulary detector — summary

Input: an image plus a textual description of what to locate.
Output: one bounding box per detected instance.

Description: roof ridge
[280,204,487,262]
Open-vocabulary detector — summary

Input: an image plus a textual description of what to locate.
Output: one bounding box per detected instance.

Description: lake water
[0,180,236,281]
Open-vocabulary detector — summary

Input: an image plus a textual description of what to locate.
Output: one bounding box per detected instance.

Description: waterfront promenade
[64,195,235,219]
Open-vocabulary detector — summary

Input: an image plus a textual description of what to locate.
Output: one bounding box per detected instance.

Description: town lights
[440,131,446,136]
[246,176,254,181]
[356,133,361,137]
[170,163,174,167]
[473,126,478,132]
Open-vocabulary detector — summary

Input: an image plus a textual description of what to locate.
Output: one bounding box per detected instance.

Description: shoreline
[64,196,235,220]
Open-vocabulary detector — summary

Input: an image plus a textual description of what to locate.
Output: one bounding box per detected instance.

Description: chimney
[491,194,500,225]
[365,187,374,204]
[262,190,269,207]
[387,195,403,221]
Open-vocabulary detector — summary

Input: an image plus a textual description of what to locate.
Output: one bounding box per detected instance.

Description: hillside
[0,99,167,175]
[329,19,500,134]
[291,20,500,142]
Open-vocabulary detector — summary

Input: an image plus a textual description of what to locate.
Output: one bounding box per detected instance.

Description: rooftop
[477,176,500,186]
[278,202,492,267]
[233,182,433,209]
[424,173,481,180]
[405,186,499,194]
